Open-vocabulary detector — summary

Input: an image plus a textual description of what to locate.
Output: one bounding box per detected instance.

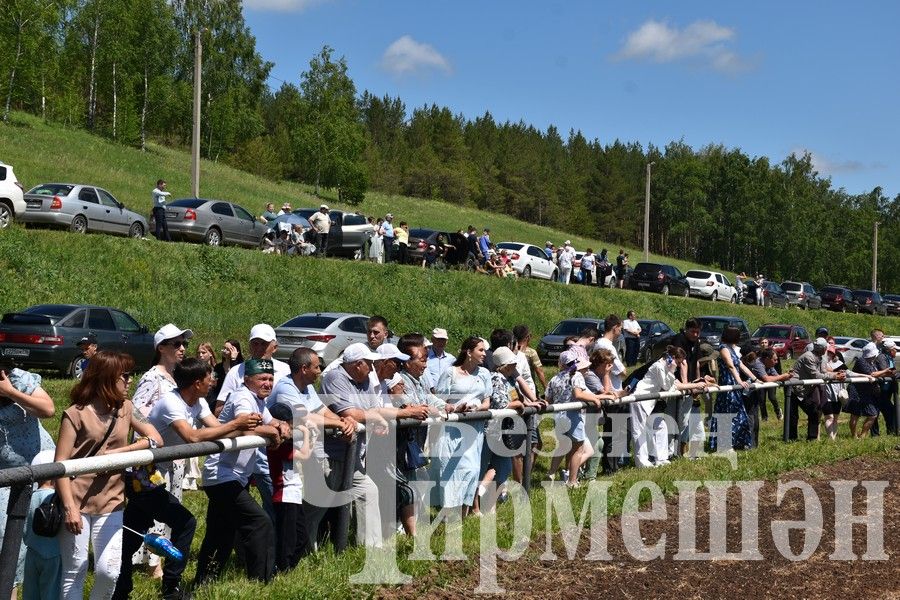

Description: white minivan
[685,269,738,303]
[0,161,25,228]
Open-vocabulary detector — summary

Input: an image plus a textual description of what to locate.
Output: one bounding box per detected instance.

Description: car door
[332,316,368,357]
[526,246,548,278]
[714,274,726,299]
[86,308,120,352]
[76,186,107,231]
[232,203,262,247]
[96,188,127,234]
[209,202,239,244]
[794,327,810,355]
[110,309,153,368]
[56,309,88,368]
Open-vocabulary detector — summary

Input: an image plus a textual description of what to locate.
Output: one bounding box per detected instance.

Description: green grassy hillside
[2,111,703,274]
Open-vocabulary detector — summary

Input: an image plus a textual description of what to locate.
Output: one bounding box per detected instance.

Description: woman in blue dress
[709,326,755,451]
[0,358,55,595]
[430,336,492,518]
[845,342,892,438]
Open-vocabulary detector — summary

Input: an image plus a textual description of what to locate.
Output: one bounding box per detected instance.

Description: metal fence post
[0,483,32,599]
[782,386,792,442]
[523,412,535,495]
[893,386,899,436]
[333,436,358,553]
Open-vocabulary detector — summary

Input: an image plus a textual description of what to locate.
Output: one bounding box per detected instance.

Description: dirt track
[379,451,900,599]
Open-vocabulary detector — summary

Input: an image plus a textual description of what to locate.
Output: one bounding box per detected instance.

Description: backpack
[32,492,63,537]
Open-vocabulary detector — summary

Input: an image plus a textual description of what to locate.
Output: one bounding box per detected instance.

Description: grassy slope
[2,110,702,274]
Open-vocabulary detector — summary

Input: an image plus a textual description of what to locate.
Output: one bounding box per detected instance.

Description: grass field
[2,114,899,598]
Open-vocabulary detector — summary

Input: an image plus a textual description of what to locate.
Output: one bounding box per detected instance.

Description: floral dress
[709,345,753,451]
[547,371,588,442]
[130,366,178,567]
[0,369,55,585]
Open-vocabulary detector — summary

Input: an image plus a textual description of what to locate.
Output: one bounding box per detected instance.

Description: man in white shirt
[151,179,171,241]
[557,241,575,284]
[196,359,290,586]
[622,310,642,366]
[308,204,331,257]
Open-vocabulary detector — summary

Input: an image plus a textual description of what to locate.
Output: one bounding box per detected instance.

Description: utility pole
[191,29,202,198]
[644,161,655,262]
[872,221,880,291]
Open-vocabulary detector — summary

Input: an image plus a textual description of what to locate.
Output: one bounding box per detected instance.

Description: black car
[293,208,373,258]
[629,262,690,296]
[743,280,790,308]
[405,228,467,266]
[819,285,860,313]
[696,315,752,350]
[882,294,900,316]
[637,319,677,362]
[536,317,624,365]
[852,290,888,316]
[0,304,154,376]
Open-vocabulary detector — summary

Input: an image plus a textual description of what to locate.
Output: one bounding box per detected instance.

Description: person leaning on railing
[790,337,847,442]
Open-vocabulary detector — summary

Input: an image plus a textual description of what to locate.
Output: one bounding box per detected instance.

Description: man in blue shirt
[426,328,453,392]
[382,213,395,263]
[478,228,491,264]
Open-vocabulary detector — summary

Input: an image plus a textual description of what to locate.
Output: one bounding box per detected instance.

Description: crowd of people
[0,313,897,599]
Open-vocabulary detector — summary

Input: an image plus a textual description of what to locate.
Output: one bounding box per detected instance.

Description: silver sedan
[156,198,267,248]
[21,183,148,238]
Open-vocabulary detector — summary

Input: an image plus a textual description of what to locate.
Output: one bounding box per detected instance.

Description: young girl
[55,351,163,599]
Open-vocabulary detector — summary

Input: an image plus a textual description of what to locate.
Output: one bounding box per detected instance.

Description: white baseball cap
[883,340,897,350]
[154,324,193,348]
[343,342,380,363]
[431,328,449,339]
[491,346,518,367]
[376,343,410,362]
[249,324,277,343]
[862,342,879,359]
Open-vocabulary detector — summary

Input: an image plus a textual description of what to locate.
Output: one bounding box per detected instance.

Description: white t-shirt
[148,391,212,469]
[593,337,626,390]
[558,248,575,269]
[515,350,536,396]
[216,358,291,403]
[623,319,641,338]
[202,388,273,487]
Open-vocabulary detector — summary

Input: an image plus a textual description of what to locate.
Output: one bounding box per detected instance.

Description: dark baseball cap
[77,334,98,347]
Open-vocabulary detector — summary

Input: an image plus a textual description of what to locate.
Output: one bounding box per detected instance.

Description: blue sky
[244,1,899,198]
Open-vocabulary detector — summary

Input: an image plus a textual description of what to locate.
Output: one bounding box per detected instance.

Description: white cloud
[243,0,326,12]
[380,35,452,76]
[794,148,882,175]
[614,19,750,73]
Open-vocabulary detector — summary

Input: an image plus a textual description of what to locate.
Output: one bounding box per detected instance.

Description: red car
[749,323,812,359]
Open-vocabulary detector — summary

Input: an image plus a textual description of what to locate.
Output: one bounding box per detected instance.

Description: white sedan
[832,336,868,365]
[685,269,738,303]
[495,242,558,280]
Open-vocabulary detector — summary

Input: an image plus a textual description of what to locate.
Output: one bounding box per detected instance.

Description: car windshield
[279,314,338,329]
[633,263,662,276]
[497,242,524,251]
[753,326,791,339]
[551,320,597,336]
[698,319,733,335]
[781,282,802,292]
[169,199,206,208]
[27,184,74,196]
[409,229,435,238]
[820,286,844,294]
[686,270,711,279]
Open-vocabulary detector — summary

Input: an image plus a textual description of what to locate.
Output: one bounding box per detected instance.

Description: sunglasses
[164,340,189,348]
[120,372,133,383]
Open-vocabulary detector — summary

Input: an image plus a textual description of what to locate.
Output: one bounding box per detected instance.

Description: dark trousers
[274,502,310,573]
[601,407,630,475]
[581,269,592,285]
[383,238,394,262]
[112,487,196,599]
[316,232,328,256]
[744,394,760,448]
[759,387,782,420]
[624,337,640,366]
[787,387,821,441]
[195,481,274,585]
[397,242,408,265]
[152,206,170,241]
[871,391,896,435]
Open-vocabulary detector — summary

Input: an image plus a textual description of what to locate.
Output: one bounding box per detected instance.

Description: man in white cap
[790,337,846,441]
[319,343,389,548]
[557,241,575,284]
[426,327,452,392]
[308,204,331,257]
[382,213,395,263]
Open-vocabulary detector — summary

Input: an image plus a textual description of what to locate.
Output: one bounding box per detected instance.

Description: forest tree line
[3,0,899,290]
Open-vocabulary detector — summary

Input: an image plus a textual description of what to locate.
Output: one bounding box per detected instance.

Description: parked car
[685,270,738,303]
[495,242,558,280]
[536,317,624,364]
[882,294,900,316]
[0,161,25,229]
[851,290,888,316]
[780,281,822,310]
[294,208,374,258]
[274,312,375,365]
[407,228,458,266]
[749,324,811,359]
[629,262,690,296]
[20,183,148,238]
[743,280,790,308]
[832,336,868,365]
[0,304,154,376]
[155,198,266,247]
[819,285,860,313]
[696,315,752,349]
[571,251,618,287]
[637,319,677,362]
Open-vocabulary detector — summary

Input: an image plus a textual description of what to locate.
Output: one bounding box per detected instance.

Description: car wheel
[70,214,88,234]
[0,203,12,229]
[67,356,85,379]
[128,222,144,239]
[730,294,736,304]
[711,292,718,302]
[523,265,532,278]
[661,284,669,296]
[204,227,222,246]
